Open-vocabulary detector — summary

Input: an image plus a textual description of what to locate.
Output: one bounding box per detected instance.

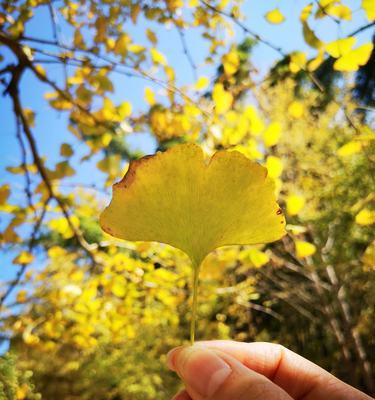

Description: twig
[0,197,51,308]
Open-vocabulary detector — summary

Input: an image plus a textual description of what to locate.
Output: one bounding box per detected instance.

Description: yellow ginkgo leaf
[287,101,304,118]
[222,50,240,76]
[286,194,305,216]
[295,240,316,258]
[325,4,352,20]
[337,141,362,157]
[248,248,270,268]
[289,51,307,73]
[212,83,233,114]
[334,43,373,72]
[325,37,357,58]
[13,251,34,265]
[266,156,283,179]
[362,0,375,20]
[265,8,285,24]
[150,48,167,66]
[100,143,286,266]
[355,209,375,225]
[263,122,282,147]
[326,38,373,71]
[194,76,209,91]
[144,87,156,105]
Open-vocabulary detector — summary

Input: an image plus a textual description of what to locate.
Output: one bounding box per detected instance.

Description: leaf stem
[190,261,200,345]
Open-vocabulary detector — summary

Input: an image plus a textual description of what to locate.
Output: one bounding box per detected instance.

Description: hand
[167,340,373,400]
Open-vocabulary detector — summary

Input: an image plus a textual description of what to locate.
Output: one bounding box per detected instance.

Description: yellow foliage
[355,209,375,225]
[194,76,210,91]
[222,50,240,75]
[265,9,285,24]
[286,194,306,216]
[295,240,316,258]
[287,101,304,118]
[144,87,156,105]
[13,251,34,265]
[212,83,233,114]
[266,156,283,179]
[362,0,375,20]
[263,122,282,147]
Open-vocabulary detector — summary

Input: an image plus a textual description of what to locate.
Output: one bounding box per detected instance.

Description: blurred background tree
[0,0,374,398]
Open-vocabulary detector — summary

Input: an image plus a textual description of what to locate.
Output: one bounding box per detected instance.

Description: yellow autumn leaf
[362,0,375,20]
[212,83,233,114]
[247,248,270,268]
[194,76,210,91]
[295,240,316,258]
[355,209,375,225]
[325,4,352,20]
[337,141,362,157]
[288,101,304,118]
[13,251,34,265]
[325,37,357,58]
[286,194,306,216]
[326,38,373,71]
[302,23,324,49]
[100,143,286,266]
[0,184,10,205]
[265,156,283,179]
[334,43,373,72]
[60,143,73,157]
[222,50,240,76]
[118,101,132,119]
[289,52,307,73]
[307,50,325,71]
[300,3,313,22]
[265,8,285,24]
[150,48,167,66]
[144,87,156,105]
[263,122,282,147]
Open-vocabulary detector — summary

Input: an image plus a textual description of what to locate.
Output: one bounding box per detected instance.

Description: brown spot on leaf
[276,208,282,215]
[114,154,155,189]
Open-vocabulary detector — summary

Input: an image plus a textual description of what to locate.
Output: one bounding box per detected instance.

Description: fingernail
[173,346,232,397]
[167,346,183,370]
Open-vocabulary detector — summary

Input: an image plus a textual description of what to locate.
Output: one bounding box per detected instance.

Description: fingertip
[167,346,184,370]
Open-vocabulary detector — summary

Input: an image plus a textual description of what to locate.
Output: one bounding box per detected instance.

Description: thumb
[167,345,293,400]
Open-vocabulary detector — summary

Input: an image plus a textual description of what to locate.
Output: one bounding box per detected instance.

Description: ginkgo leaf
[194,76,209,91]
[100,144,286,266]
[265,9,285,24]
[222,50,240,75]
[295,240,316,258]
[266,156,283,179]
[325,39,373,71]
[355,209,375,225]
[13,251,34,265]
[337,141,362,157]
[362,0,375,20]
[212,83,233,114]
[286,194,305,216]
[263,122,282,147]
[150,48,167,65]
[144,87,156,105]
[289,52,307,73]
[288,101,304,118]
[334,43,373,72]
[325,37,356,58]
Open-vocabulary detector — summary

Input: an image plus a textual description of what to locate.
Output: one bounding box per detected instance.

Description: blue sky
[0,0,373,350]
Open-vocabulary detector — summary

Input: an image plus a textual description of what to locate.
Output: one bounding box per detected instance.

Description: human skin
[166,341,374,400]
